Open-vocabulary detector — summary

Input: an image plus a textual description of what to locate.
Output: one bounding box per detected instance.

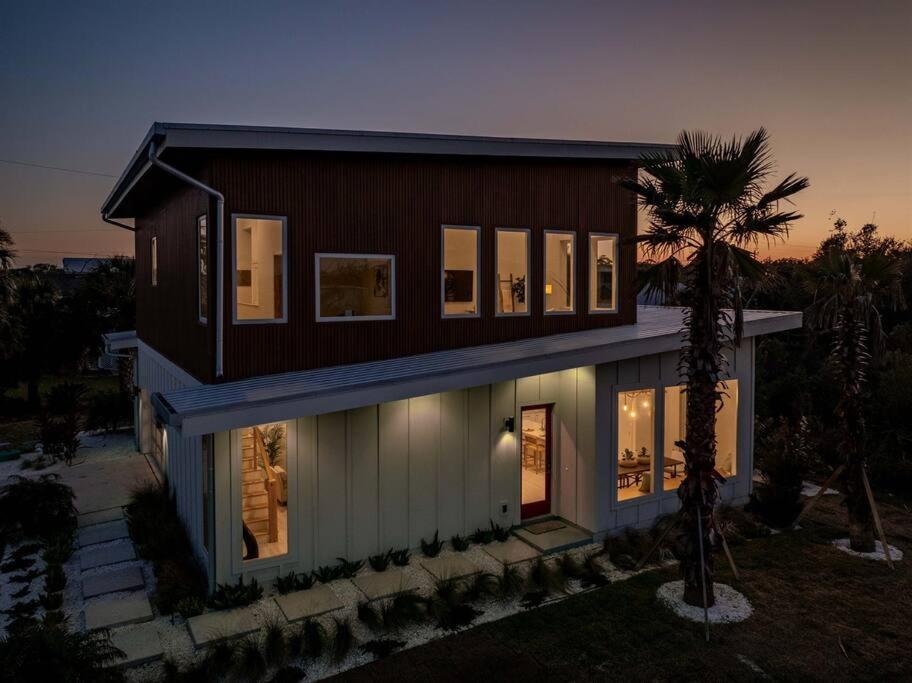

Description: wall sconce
[503,416,515,433]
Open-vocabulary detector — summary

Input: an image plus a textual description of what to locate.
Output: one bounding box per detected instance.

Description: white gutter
[102,215,135,231]
[147,142,225,378]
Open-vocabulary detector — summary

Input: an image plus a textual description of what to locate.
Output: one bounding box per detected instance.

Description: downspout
[147,141,225,379]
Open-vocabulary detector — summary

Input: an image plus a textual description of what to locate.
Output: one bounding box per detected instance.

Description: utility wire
[0,158,117,178]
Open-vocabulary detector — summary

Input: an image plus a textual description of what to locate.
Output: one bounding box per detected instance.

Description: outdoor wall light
[504,416,515,433]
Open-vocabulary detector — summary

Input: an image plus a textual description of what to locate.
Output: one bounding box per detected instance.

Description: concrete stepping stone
[352,570,417,601]
[513,524,592,554]
[274,584,343,622]
[108,623,164,667]
[483,538,541,565]
[83,565,145,599]
[81,542,136,570]
[85,593,153,630]
[187,605,261,647]
[420,554,479,581]
[79,519,130,547]
[79,507,124,528]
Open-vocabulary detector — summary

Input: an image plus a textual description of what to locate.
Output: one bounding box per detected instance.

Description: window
[544,231,575,313]
[241,422,289,561]
[150,236,158,287]
[663,380,739,492]
[233,215,287,323]
[442,225,480,317]
[617,389,655,501]
[589,234,618,312]
[202,435,212,552]
[197,216,208,323]
[495,229,530,316]
[316,254,395,321]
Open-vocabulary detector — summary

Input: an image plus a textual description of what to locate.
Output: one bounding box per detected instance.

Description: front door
[520,405,552,519]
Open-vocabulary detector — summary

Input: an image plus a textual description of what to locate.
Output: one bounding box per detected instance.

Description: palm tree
[807,239,904,552]
[620,129,808,606]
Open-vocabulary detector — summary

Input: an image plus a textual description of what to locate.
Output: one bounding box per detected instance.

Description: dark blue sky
[2,0,910,264]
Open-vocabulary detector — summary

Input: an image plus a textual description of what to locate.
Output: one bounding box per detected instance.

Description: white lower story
[134,331,758,588]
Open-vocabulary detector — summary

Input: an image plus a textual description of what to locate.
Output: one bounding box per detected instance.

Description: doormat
[524,520,566,535]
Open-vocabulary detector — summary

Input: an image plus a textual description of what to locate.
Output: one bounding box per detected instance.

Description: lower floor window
[241,422,289,561]
[617,389,655,501]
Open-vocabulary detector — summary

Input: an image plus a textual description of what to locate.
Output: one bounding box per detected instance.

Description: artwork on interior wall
[373,263,390,298]
[444,270,474,302]
[237,269,252,286]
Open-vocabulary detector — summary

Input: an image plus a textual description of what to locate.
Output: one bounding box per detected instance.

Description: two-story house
[101,123,800,587]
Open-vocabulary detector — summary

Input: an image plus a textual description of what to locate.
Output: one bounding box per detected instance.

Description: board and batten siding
[212,367,596,585]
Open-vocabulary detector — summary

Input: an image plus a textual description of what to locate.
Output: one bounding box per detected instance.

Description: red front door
[520,404,552,519]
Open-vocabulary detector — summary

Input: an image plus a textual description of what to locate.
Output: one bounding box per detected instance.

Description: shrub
[368,550,392,572]
[490,520,510,542]
[0,621,125,682]
[470,527,494,544]
[357,600,383,632]
[330,617,354,662]
[380,590,426,630]
[302,618,325,658]
[390,548,411,567]
[274,571,315,595]
[175,596,206,619]
[450,534,470,552]
[361,638,406,660]
[420,531,444,558]
[748,416,814,527]
[210,576,263,610]
[37,382,86,465]
[263,619,287,668]
[580,551,610,588]
[494,564,524,600]
[313,565,343,583]
[464,571,497,602]
[427,578,482,631]
[85,391,131,434]
[42,533,75,565]
[202,639,236,678]
[0,474,77,540]
[336,557,365,579]
[527,558,567,595]
[235,636,266,682]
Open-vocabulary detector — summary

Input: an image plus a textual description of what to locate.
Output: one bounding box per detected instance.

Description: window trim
[150,235,158,287]
[231,213,289,326]
[314,252,397,322]
[543,229,576,316]
[588,232,619,314]
[197,214,208,324]
[440,224,481,319]
[494,227,532,318]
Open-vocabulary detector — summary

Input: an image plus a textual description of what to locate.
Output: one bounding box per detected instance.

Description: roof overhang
[101,122,676,218]
[153,307,801,437]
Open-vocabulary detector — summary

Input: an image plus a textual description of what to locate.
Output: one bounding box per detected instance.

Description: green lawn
[336,495,912,682]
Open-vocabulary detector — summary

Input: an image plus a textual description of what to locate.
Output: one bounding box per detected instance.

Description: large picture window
[316,254,395,321]
[617,388,655,501]
[241,422,289,561]
[544,230,575,314]
[234,215,287,323]
[589,233,618,312]
[197,215,208,323]
[442,225,480,318]
[495,228,530,316]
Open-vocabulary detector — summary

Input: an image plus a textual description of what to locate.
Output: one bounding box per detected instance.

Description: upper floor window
[589,233,618,313]
[233,215,287,323]
[197,215,208,323]
[544,230,575,314]
[150,236,158,287]
[495,228,530,316]
[442,225,480,318]
[316,254,395,321]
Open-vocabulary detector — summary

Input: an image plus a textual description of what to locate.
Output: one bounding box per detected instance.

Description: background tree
[0,222,19,385]
[806,232,904,551]
[621,129,808,606]
[11,268,63,406]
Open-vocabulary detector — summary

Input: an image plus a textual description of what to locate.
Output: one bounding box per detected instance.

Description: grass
[335,494,912,681]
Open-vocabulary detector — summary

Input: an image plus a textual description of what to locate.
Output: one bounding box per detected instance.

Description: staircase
[241,429,272,546]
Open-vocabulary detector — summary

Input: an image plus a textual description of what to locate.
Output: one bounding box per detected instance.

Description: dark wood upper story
[105,124,674,383]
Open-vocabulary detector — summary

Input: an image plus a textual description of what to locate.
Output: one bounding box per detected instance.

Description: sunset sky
[2,1,909,266]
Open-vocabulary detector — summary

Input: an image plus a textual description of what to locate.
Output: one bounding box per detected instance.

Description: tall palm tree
[807,243,903,551]
[620,129,808,606]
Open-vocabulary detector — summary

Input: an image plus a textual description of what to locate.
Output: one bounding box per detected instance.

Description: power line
[0,158,117,178]
[14,248,129,257]
[12,228,121,234]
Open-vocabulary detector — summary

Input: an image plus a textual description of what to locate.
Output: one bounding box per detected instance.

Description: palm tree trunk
[679,256,720,608]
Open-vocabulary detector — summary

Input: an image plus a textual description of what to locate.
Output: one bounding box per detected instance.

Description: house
[101,122,800,588]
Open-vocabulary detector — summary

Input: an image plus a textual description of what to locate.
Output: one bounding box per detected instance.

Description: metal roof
[101,122,676,217]
[154,306,801,436]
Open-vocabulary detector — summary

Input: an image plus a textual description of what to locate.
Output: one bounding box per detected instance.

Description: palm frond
[637,257,685,305]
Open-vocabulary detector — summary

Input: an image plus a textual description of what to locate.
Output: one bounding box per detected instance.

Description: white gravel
[801,482,839,497]
[657,580,753,624]
[832,538,904,562]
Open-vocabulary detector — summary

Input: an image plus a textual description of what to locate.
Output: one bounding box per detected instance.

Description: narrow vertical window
[441,225,480,318]
[150,236,158,287]
[589,233,618,312]
[201,435,212,551]
[617,388,655,501]
[241,423,289,561]
[234,215,287,323]
[544,231,575,313]
[197,216,208,323]
[495,228,530,316]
